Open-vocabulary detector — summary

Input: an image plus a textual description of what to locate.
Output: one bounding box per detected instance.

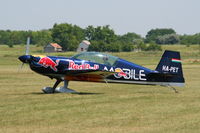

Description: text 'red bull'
[38,57,59,72]
[68,61,99,70]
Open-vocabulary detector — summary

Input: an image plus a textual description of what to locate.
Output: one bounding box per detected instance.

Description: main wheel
[42,87,54,94]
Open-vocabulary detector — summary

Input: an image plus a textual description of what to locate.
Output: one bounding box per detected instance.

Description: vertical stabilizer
[155,50,185,83]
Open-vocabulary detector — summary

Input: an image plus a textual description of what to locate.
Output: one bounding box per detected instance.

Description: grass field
[0,45,200,133]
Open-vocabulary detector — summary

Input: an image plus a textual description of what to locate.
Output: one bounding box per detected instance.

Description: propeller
[25,37,30,55]
[18,63,25,72]
[18,37,31,72]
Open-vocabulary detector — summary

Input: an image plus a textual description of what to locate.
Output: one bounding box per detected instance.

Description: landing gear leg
[52,80,62,93]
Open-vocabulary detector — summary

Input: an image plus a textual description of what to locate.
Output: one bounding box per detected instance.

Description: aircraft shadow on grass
[31,92,104,95]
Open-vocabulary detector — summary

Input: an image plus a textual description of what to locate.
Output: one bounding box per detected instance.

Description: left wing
[64,70,115,82]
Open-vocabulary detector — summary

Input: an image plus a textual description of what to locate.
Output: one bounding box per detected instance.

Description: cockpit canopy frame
[72,52,119,66]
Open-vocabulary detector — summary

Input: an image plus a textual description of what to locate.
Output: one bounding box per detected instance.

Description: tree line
[0,23,199,52]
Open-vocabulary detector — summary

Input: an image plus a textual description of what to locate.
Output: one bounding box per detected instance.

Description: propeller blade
[20,63,25,69]
[25,37,30,55]
[18,63,24,72]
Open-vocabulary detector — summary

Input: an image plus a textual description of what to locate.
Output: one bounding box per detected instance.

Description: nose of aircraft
[18,55,32,63]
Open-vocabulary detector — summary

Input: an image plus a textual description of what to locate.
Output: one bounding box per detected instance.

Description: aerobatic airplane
[19,42,185,93]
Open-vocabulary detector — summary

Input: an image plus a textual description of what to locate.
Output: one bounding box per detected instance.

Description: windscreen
[72,52,118,66]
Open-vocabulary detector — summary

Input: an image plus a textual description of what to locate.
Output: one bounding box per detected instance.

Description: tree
[145,28,176,43]
[31,30,52,46]
[156,34,180,44]
[105,42,121,52]
[118,32,142,43]
[85,25,117,43]
[0,30,11,44]
[133,39,146,51]
[85,25,120,52]
[0,30,32,45]
[51,23,84,51]
[85,25,96,41]
[88,41,107,52]
[9,31,28,44]
[145,42,162,51]
[121,42,134,52]
[180,33,200,44]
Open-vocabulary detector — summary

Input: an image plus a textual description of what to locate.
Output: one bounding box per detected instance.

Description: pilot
[103,56,111,66]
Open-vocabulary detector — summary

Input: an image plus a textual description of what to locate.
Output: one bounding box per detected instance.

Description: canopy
[72,52,118,66]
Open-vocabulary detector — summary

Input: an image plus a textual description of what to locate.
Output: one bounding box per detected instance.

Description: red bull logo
[38,57,59,72]
[115,68,127,77]
[68,61,99,70]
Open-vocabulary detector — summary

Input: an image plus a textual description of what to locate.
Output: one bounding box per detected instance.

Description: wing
[64,70,115,82]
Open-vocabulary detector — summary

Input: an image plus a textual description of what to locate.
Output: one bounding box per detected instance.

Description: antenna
[25,37,30,55]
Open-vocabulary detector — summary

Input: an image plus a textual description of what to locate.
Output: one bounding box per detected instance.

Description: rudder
[155,50,185,84]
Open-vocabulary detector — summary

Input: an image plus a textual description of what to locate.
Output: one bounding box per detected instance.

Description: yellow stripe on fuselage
[32,55,47,58]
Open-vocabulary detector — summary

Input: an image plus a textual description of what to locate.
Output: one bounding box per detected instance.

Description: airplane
[18,41,185,94]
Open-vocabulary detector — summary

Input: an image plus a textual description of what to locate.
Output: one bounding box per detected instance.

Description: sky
[0,0,200,36]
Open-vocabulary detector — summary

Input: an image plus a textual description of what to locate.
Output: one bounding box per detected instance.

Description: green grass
[0,45,200,133]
